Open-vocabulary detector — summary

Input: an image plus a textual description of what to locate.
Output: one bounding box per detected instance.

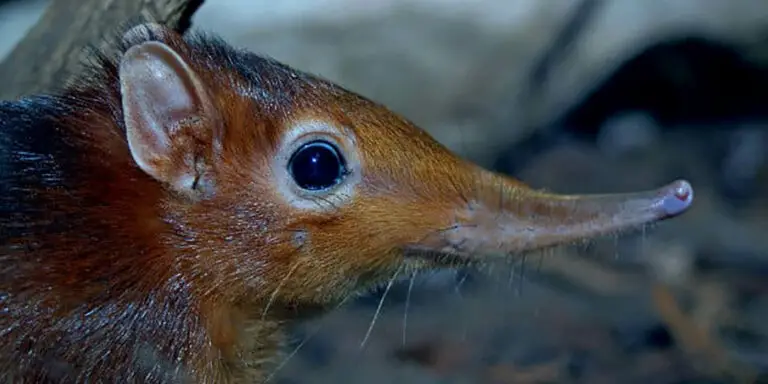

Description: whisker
[454,270,468,299]
[262,292,355,383]
[537,250,545,273]
[402,271,417,346]
[517,254,527,296]
[261,261,300,320]
[360,266,401,350]
[454,270,471,342]
[507,257,516,289]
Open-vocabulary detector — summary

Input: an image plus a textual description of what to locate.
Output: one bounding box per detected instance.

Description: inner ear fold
[119,40,216,194]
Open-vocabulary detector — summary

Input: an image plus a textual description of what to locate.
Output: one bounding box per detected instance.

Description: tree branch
[0,0,205,100]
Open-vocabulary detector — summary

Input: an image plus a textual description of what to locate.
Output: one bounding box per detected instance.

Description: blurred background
[2,0,767,382]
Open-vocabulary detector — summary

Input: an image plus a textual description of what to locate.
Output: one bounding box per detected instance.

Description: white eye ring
[271,119,361,211]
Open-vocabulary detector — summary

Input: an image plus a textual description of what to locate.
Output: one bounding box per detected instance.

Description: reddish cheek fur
[165,75,357,304]
[155,101,352,307]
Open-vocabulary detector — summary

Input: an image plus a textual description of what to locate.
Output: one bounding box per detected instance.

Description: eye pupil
[288,140,347,191]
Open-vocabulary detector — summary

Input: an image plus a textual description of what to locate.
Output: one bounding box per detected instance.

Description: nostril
[672,180,693,202]
[659,179,694,217]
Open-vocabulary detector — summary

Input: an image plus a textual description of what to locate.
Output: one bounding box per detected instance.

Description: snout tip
[658,179,694,218]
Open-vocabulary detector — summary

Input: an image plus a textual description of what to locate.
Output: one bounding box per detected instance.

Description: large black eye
[288,140,348,191]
